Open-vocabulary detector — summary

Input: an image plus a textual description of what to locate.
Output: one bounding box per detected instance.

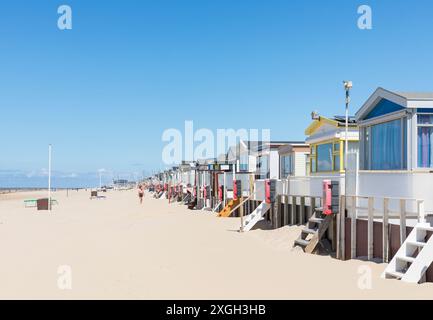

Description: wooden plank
[340,196,346,260]
[283,196,289,226]
[310,197,316,220]
[383,198,389,263]
[351,196,357,259]
[276,195,282,228]
[290,196,296,225]
[367,197,374,261]
[300,197,305,225]
[399,199,407,245]
[305,215,333,253]
[336,198,341,260]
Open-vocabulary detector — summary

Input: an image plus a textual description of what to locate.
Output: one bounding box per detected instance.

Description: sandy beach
[0,189,432,299]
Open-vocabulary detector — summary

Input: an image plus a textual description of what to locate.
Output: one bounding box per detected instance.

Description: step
[417,225,433,232]
[407,241,427,248]
[385,270,405,279]
[396,256,415,263]
[310,217,323,224]
[302,228,317,235]
[294,239,310,247]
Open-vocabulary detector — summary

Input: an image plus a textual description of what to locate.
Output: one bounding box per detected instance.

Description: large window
[361,118,406,170]
[310,142,341,173]
[418,114,433,168]
[280,154,293,178]
[317,143,333,172]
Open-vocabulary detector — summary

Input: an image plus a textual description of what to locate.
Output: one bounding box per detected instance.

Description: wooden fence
[337,195,425,262]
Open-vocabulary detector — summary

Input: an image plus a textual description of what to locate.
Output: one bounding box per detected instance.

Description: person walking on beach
[138,184,144,204]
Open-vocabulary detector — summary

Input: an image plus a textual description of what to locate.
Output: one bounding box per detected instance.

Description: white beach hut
[355,87,433,215]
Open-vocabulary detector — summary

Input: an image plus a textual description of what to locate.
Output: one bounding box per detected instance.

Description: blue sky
[1,0,433,186]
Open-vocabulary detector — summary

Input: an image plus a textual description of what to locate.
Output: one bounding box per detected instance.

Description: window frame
[280,153,293,178]
[310,140,343,173]
[360,116,407,170]
[417,112,433,168]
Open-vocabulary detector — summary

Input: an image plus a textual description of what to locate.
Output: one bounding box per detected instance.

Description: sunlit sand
[0,189,432,299]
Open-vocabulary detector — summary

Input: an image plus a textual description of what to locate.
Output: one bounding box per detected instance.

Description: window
[317,143,333,172]
[333,142,340,171]
[280,154,293,178]
[310,142,341,173]
[310,146,317,173]
[418,114,433,168]
[360,118,407,170]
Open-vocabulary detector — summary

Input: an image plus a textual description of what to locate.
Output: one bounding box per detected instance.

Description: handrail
[345,195,425,223]
[228,192,257,215]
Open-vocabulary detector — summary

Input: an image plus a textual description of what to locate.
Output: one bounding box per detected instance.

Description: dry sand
[0,189,432,299]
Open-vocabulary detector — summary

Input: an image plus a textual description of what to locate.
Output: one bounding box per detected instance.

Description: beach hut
[333,88,433,283]
[305,114,359,176]
[278,142,310,179]
[355,87,433,213]
[217,141,259,217]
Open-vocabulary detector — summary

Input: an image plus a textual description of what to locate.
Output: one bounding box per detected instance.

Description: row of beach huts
[146,87,433,284]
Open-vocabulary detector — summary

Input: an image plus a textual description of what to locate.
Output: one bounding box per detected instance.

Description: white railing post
[418,200,426,223]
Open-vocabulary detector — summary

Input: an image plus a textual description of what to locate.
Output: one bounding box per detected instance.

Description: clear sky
[1,0,433,187]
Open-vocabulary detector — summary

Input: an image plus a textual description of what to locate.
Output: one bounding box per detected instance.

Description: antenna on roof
[311,110,320,120]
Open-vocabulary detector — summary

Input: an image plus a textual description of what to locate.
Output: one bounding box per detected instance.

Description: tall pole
[99,171,102,189]
[343,81,352,198]
[48,144,52,210]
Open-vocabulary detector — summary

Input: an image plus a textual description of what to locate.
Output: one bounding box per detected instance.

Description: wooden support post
[239,198,244,232]
[276,195,281,228]
[340,195,346,260]
[291,196,296,225]
[273,202,278,229]
[399,199,407,245]
[367,197,374,261]
[336,199,341,260]
[300,196,305,224]
[310,197,315,220]
[350,196,356,259]
[283,196,288,226]
[383,198,389,263]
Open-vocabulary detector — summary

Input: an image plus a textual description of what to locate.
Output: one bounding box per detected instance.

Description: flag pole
[48,144,52,210]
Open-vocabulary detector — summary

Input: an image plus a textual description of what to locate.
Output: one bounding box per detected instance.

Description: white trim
[358,109,407,127]
[408,101,433,108]
[306,130,358,145]
[355,87,408,121]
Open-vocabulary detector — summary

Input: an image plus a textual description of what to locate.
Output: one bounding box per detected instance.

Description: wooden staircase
[382,222,433,283]
[218,199,240,217]
[294,208,333,254]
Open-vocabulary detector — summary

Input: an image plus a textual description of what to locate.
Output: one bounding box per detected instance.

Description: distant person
[138,185,144,204]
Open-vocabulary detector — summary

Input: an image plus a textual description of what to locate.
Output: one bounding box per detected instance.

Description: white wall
[269,150,279,179]
[358,172,433,214]
[249,154,257,173]
[294,152,307,176]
